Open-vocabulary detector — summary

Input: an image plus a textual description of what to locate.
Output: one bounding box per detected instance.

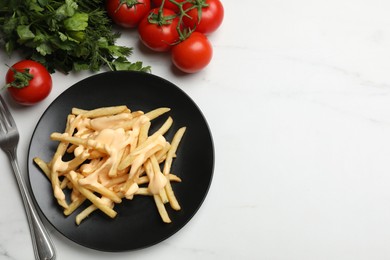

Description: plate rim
[27,71,215,251]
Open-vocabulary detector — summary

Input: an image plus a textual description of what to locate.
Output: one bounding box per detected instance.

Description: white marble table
[1,0,390,259]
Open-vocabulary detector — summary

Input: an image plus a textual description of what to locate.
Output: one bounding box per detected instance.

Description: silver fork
[0,95,56,260]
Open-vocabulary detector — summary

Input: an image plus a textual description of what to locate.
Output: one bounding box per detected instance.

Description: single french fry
[50,133,108,154]
[33,157,50,179]
[72,105,128,118]
[168,174,182,182]
[154,194,171,223]
[135,188,152,196]
[71,107,88,115]
[131,110,144,118]
[162,127,186,210]
[144,107,170,120]
[163,127,186,175]
[64,197,87,216]
[164,180,181,211]
[76,204,97,225]
[50,170,69,209]
[154,116,173,136]
[159,188,168,204]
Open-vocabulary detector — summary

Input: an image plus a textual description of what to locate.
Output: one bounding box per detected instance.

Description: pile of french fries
[34,105,186,225]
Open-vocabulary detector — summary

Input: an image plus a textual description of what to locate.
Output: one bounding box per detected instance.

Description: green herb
[0,0,150,73]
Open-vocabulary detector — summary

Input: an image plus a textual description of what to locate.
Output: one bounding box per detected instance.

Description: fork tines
[0,95,15,133]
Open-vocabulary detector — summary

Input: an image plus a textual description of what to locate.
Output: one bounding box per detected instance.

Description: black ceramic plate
[27,71,214,252]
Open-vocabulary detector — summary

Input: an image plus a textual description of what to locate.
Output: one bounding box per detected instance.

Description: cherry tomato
[183,0,224,34]
[106,0,151,28]
[151,0,185,13]
[6,60,52,105]
[138,8,180,52]
[171,32,213,73]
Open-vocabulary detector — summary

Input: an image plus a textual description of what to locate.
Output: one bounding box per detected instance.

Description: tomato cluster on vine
[105,0,224,73]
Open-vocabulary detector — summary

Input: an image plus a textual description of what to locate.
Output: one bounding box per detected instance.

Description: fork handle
[8,149,56,260]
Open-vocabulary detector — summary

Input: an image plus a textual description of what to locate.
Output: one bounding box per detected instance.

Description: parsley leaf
[0,0,150,73]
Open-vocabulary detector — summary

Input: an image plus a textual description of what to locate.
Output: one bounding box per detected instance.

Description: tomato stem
[158,0,165,19]
[3,65,34,89]
[193,0,208,24]
[147,0,177,26]
[168,0,208,42]
[115,0,145,13]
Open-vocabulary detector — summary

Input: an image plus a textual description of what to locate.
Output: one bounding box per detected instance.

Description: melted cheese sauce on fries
[33,105,186,225]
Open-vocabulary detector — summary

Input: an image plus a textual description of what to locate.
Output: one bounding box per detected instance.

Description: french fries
[34,105,186,225]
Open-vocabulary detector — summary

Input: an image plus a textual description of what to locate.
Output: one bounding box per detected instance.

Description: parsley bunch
[0,0,150,73]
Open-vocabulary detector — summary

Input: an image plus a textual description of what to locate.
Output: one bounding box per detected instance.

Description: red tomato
[6,60,52,106]
[138,8,180,52]
[106,0,151,28]
[151,0,185,13]
[183,0,224,34]
[171,32,213,73]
